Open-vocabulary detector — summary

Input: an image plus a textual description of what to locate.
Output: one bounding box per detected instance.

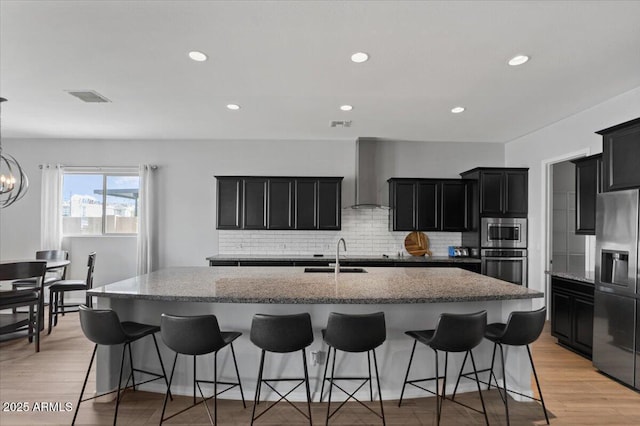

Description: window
[62,171,140,235]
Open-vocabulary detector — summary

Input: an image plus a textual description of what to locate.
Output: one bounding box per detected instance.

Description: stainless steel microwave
[480,217,527,249]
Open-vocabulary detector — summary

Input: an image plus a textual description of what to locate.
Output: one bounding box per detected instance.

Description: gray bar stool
[398,310,489,426]
[321,312,386,426]
[454,306,549,425]
[72,305,171,426]
[249,313,314,425]
[159,314,245,425]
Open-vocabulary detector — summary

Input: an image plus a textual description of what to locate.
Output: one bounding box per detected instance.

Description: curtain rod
[39,164,158,170]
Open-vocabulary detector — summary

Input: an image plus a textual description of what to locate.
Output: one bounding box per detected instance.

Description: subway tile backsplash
[219,209,461,256]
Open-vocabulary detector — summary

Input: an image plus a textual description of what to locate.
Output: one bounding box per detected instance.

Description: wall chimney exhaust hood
[350,138,389,209]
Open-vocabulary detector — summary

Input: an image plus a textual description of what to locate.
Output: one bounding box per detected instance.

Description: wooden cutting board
[404,231,432,257]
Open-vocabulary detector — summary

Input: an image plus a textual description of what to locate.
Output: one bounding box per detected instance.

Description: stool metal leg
[160,353,179,425]
[325,346,337,426]
[433,348,441,426]
[193,355,197,405]
[488,342,498,391]
[451,350,469,400]
[113,343,128,426]
[230,342,246,408]
[214,352,218,426]
[367,350,373,401]
[250,349,266,425]
[469,350,489,426]
[71,344,97,425]
[372,349,386,425]
[302,349,313,426]
[527,345,550,424]
[128,343,136,391]
[499,343,510,425]
[398,340,417,407]
[320,346,332,402]
[151,334,173,401]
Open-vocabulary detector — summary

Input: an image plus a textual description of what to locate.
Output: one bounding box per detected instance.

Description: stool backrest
[430,310,487,352]
[500,307,547,346]
[324,312,386,353]
[250,313,313,353]
[79,305,128,346]
[161,314,226,355]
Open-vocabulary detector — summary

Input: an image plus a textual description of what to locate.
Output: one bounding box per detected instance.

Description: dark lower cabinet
[216,176,342,230]
[597,117,640,192]
[550,276,594,358]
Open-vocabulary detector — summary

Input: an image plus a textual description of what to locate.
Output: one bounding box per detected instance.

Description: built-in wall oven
[481,249,528,286]
[480,218,528,286]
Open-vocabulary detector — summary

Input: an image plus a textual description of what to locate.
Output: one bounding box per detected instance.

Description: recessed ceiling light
[188,51,208,62]
[340,105,353,111]
[451,106,465,114]
[350,52,369,63]
[226,104,240,110]
[508,55,529,66]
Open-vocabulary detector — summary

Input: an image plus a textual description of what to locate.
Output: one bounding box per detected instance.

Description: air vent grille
[330,120,352,128]
[66,90,111,103]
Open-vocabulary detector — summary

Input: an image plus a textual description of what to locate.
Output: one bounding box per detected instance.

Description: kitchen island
[88,266,543,403]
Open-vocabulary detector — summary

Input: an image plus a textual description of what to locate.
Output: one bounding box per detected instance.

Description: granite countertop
[547,270,595,285]
[206,254,481,263]
[89,266,542,304]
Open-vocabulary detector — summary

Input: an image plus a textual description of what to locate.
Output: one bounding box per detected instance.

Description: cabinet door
[217,178,242,229]
[243,178,267,229]
[574,156,600,235]
[551,289,572,341]
[441,181,467,231]
[573,296,594,355]
[392,181,417,231]
[317,179,341,230]
[480,171,504,216]
[504,171,528,216]
[295,179,317,230]
[416,181,438,231]
[268,179,294,230]
[602,120,640,191]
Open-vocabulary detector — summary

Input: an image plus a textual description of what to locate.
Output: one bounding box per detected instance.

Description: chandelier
[0,97,29,208]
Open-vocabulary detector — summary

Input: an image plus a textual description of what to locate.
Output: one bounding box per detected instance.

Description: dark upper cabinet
[216,177,242,229]
[460,168,528,217]
[317,179,342,230]
[268,179,295,230]
[295,179,318,230]
[597,118,640,192]
[388,178,467,232]
[572,154,602,235]
[243,178,268,229]
[216,176,342,230]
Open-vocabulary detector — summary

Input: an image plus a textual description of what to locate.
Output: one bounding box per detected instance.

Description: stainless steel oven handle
[482,257,527,261]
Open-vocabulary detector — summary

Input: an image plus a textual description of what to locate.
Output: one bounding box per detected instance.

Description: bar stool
[249,313,314,425]
[457,306,549,425]
[321,312,386,426]
[398,311,488,426]
[159,314,245,425]
[72,305,171,426]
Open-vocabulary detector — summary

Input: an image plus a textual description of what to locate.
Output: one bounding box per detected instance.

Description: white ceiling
[1,0,639,142]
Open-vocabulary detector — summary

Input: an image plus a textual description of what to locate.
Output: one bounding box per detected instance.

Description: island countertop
[89,266,542,304]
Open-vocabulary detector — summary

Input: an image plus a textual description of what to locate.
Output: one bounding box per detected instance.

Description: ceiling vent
[330,120,352,128]
[66,90,111,103]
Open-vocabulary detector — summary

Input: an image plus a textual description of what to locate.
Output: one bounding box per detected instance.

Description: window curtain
[40,165,63,250]
[136,164,156,275]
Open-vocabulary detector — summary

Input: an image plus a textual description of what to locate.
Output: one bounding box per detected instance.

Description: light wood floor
[1,312,639,425]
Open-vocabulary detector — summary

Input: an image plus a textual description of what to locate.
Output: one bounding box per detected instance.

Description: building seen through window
[62,173,140,235]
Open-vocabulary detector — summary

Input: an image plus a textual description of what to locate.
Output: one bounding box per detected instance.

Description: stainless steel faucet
[335,238,347,275]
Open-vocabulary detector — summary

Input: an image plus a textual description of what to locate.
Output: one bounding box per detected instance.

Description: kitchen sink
[304,267,367,273]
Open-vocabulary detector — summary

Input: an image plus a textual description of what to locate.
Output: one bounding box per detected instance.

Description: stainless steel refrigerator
[593,189,640,390]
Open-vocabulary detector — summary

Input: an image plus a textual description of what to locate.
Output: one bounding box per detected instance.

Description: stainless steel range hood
[350,138,389,209]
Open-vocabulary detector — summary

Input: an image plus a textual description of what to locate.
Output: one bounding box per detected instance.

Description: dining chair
[12,249,69,289]
[0,261,48,352]
[48,252,96,334]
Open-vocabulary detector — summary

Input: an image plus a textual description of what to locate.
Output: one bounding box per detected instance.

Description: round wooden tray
[404,231,432,257]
